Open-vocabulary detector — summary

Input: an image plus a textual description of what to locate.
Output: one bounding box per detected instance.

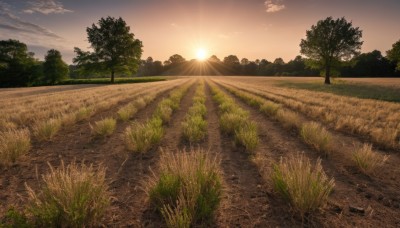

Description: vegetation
[148,148,222,227]
[25,161,111,227]
[352,144,389,175]
[0,129,31,166]
[278,80,400,102]
[33,118,62,141]
[124,83,190,153]
[73,17,143,83]
[300,17,363,84]
[43,49,69,85]
[182,82,208,143]
[59,77,166,85]
[300,122,332,155]
[90,117,117,137]
[211,84,259,152]
[272,153,335,218]
[386,39,400,71]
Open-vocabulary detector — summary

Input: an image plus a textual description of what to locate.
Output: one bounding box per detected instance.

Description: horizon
[1,0,400,64]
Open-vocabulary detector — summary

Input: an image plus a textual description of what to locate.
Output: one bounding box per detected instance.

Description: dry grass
[300,122,332,155]
[218,79,400,149]
[0,129,31,166]
[260,101,281,116]
[117,104,137,122]
[124,117,164,153]
[26,161,111,227]
[352,143,389,175]
[90,118,117,137]
[234,122,259,153]
[272,153,335,218]
[33,118,62,141]
[276,109,302,130]
[147,148,222,227]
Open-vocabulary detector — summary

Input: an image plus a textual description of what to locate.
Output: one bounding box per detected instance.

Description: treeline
[137,51,400,77]
[0,40,69,87]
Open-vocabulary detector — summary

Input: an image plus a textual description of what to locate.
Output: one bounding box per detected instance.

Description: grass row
[220,82,389,176]
[57,77,166,85]
[0,83,181,167]
[124,82,192,153]
[181,80,207,143]
[211,82,336,219]
[210,83,259,152]
[226,80,399,150]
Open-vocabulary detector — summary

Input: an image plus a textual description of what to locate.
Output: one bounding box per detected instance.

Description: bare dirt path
[214,81,400,227]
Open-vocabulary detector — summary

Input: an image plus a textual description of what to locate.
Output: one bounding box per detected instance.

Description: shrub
[300,122,332,155]
[234,122,259,152]
[352,143,389,175]
[272,153,335,218]
[33,118,62,141]
[91,118,117,137]
[26,161,111,227]
[148,149,222,226]
[0,129,31,166]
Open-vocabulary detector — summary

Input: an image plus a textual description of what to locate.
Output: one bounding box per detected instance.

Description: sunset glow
[196,48,207,61]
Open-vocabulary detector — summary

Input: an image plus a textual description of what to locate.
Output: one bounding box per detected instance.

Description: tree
[386,39,400,71]
[43,49,69,84]
[74,17,143,83]
[0,39,41,87]
[300,17,363,84]
[168,54,186,65]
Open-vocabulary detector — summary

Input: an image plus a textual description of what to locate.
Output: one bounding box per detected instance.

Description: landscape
[1,0,400,227]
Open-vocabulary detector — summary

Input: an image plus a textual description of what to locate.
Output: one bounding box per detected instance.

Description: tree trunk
[324,65,331,85]
[111,70,115,84]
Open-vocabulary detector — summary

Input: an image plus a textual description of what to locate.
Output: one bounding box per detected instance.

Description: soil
[1,77,400,227]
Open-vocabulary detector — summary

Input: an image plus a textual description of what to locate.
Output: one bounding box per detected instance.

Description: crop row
[217,79,400,149]
[124,82,192,153]
[210,82,259,152]
[216,81,388,176]
[0,80,187,166]
[181,80,207,143]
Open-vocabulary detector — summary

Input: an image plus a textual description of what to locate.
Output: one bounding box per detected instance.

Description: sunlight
[196,48,207,61]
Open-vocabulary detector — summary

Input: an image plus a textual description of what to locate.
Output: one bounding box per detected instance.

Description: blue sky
[1,0,399,64]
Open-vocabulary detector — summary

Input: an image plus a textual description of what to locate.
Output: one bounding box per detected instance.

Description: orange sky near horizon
[1,0,400,64]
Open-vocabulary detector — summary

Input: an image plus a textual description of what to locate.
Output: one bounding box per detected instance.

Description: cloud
[0,2,70,52]
[24,0,73,15]
[264,0,285,13]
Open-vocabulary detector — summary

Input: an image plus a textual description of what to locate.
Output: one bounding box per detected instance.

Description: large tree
[43,49,69,84]
[74,17,143,83]
[0,39,41,87]
[300,17,363,84]
[386,39,400,71]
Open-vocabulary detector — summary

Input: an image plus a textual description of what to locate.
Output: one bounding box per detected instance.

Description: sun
[196,48,207,61]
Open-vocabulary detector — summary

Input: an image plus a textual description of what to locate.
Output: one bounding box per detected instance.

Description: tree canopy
[386,40,400,71]
[73,16,143,83]
[300,17,363,84]
[43,49,69,85]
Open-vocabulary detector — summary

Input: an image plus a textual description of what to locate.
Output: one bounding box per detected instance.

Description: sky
[0,0,399,64]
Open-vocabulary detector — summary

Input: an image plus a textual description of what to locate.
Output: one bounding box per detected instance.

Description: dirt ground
[1,77,399,227]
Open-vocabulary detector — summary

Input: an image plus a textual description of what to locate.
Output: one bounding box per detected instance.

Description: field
[1,76,399,227]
